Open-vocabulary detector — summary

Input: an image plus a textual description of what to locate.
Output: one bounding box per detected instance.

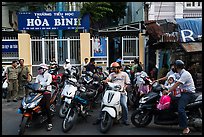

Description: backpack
[156,95,171,110]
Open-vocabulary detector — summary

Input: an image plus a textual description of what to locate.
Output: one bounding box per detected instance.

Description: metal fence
[31,36,81,67]
[2,35,140,76]
[122,36,139,64]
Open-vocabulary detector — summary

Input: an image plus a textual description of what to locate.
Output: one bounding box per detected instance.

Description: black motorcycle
[131,81,202,131]
[62,83,97,132]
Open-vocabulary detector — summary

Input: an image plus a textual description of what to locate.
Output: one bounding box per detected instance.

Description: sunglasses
[111,67,120,70]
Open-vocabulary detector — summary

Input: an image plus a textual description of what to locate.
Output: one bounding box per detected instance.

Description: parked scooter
[62,83,97,132]
[59,75,78,118]
[131,81,202,131]
[99,82,122,133]
[17,83,57,135]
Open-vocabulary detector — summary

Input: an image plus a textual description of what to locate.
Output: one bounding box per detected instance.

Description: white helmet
[66,59,70,63]
[39,63,48,69]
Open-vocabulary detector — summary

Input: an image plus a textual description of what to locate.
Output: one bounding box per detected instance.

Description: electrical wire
[157,2,162,20]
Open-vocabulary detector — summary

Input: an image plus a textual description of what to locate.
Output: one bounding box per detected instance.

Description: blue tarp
[176,18,202,42]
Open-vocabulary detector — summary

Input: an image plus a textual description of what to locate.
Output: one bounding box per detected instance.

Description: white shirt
[35,70,52,91]
[108,71,130,93]
[177,69,196,93]
[63,63,72,71]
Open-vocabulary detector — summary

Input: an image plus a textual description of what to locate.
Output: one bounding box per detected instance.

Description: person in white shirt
[63,59,72,74]
[35,63,53,131]
[93,62,131,126]
[164,60,196,135]
[81,57,89,73]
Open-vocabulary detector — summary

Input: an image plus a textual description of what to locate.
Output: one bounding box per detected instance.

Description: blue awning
[176,18,202,42]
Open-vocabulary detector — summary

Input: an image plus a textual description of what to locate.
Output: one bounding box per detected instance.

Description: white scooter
[99,82,122,133]
[59,76,78,118]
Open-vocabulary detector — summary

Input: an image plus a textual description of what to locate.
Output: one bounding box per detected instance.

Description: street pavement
[1,98,202,135]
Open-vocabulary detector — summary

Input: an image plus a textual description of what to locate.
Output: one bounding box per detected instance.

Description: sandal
[182,128,190,135]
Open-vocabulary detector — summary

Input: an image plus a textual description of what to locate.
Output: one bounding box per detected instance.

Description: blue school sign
[2,41,18,53]
[18,11,90,31]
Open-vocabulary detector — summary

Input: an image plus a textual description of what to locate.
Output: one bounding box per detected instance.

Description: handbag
[2,80,8,89]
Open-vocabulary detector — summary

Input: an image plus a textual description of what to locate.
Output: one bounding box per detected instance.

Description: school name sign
[18,11,90,30]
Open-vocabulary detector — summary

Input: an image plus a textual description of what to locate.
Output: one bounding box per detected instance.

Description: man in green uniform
[18,59,30,100]
[6,60,20,102]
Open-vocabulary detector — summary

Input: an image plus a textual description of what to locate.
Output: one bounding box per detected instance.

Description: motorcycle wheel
[59,102,68,118]
[100,111,113,133]
[131,109,152,127]
[62,107,78,132]
[18,116,29,135]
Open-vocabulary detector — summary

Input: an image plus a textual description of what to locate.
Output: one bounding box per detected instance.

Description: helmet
[110,62,120,68]
[66,59,70,63]
[174,60,184,69]
[39,63,48,69]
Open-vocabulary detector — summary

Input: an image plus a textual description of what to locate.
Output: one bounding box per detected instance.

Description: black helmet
[174,60,184,69]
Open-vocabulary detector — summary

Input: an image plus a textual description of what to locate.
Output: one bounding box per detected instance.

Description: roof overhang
[181,42,202,52]
[99,23,141,33]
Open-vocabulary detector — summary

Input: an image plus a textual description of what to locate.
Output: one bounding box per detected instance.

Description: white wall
[2,2,11,29]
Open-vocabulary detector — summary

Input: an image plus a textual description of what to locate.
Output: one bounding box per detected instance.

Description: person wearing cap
[163,60,196,135]
[35,63,53,131]
[63,59,72,73]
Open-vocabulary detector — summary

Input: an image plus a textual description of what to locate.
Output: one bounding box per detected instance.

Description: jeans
[178,92,194,129]
[120,93,128,122]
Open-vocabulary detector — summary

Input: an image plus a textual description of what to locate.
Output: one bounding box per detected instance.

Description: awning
[181,42,202,52]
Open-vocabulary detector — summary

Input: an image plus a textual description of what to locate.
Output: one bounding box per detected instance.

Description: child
[164,74,181,97]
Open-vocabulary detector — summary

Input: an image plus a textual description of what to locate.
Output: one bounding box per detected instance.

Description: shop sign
[176,18,202,42]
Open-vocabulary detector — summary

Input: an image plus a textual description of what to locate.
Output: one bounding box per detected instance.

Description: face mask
[171,68,176,73]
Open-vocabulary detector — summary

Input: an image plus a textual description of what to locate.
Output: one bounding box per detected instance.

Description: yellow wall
[18,33,32,75]
[139,33,145,69]
[80,33,91,64]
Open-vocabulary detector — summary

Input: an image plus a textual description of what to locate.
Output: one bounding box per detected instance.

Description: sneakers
[47,124,53,131]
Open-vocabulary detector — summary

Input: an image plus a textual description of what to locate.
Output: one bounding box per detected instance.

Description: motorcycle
[81,71,105,108]
[99,82,123,133]
[131,81,202,131]
[62,83,98,132]
[17,83,58,135]
[128,71,152,109]
[59,75,78,118]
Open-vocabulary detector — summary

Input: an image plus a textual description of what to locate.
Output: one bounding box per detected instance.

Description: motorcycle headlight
[139,96,149,104]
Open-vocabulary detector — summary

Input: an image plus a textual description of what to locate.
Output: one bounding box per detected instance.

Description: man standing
[6,60,20,102]
[18,59,30,99]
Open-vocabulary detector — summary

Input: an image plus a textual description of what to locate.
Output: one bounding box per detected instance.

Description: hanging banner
[93,37,107,57]
[18,11,90,31]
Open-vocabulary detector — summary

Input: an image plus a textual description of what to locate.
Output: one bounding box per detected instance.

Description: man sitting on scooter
[163,60,196,135]
[93,62,131,126]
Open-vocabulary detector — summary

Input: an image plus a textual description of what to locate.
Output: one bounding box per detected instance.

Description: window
[185,2,202,9]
